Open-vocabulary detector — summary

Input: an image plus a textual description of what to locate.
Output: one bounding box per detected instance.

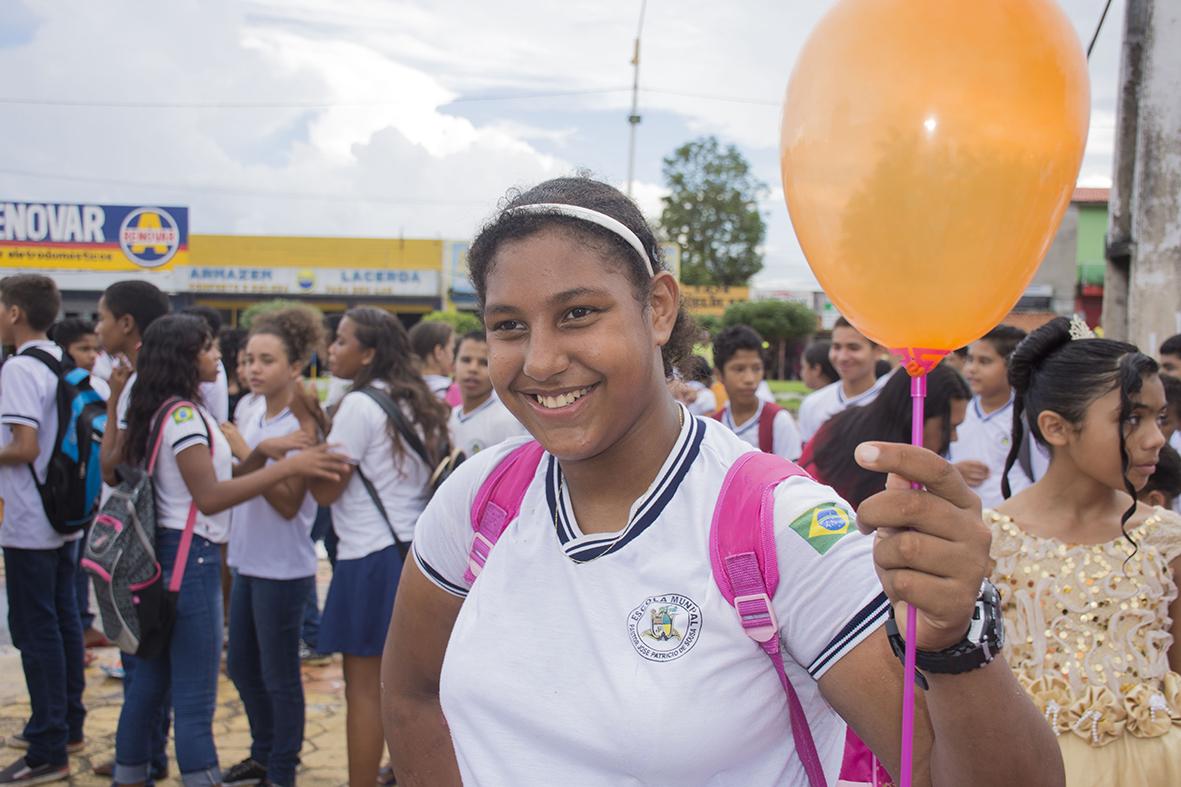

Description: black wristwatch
[886,579,1004,682]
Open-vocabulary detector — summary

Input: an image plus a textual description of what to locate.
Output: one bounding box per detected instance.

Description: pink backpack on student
[464,442,829,787]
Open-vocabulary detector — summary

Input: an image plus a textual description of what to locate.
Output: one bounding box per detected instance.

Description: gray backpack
[81,398,208,658]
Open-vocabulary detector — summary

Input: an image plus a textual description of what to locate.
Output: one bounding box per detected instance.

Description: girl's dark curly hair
[250,305,324,367]
[344,307,451,465]
[125,314,211,466]
[1002,317,1159,550]
[466,176,696,377]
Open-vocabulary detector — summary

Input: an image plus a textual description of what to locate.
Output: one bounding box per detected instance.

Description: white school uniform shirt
[797,374,891,443]
[423,373,451,400]
[199,360,230,424]
[228,406,317,580]
[948,394,1034,510]
[0,341,81,549]
[448,395,528,457]
[719,399,804,461]
[152,402,232,543]
[756,379,775,403]
[683,381,718,417]
[233,392,263,426]
[414,408,888,787]
[327,383,431,560]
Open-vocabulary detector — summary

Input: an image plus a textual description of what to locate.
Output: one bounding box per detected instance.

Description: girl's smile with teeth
[533,385,595,409]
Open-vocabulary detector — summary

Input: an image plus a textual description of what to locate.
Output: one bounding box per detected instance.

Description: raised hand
[286,443,351,482]
[854,442,990,652]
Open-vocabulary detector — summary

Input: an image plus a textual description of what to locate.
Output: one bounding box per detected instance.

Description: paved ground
[0,560,361,786]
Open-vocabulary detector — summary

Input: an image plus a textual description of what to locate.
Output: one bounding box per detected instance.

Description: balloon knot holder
[890,347,949,379]
[887,347,947,787]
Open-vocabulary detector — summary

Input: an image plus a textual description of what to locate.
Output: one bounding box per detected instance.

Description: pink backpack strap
[710,451,828,787]
[147,400,212,594]
[464,441,546,584]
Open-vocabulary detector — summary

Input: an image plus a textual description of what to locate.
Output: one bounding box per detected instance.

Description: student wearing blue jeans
[112,313,346,786]
[3,545,86,761]
[115,532,224,786]
[0,275,88,784]
[220,309,330,786]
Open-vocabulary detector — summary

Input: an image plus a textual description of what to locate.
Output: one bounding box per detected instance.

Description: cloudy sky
[0,0,1124,288]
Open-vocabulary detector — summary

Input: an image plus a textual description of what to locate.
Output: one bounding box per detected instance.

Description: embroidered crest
[789,504,853,554]
[628,593,702,662]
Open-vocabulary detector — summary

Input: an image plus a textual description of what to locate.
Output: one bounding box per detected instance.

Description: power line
[0,85,780,110]
[1086,0,1115,59]
[0,166,488,207]
[0,88,631,110]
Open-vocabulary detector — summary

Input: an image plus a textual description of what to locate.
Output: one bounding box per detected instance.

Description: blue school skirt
[318,543,403,657]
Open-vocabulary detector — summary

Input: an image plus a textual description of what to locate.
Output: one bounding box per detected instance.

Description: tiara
[1068,315,1096,342]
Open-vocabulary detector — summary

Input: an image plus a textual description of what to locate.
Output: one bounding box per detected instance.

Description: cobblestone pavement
[0,560,360,786]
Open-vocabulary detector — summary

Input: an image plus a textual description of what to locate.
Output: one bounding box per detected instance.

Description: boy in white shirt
[448,331,527,457]
[0,275,84,782]
[797,317,890,443]
[710,325,802,460]
[948,325,1034,509]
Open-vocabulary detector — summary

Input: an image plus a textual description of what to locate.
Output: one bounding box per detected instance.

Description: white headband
[507,202,655,276]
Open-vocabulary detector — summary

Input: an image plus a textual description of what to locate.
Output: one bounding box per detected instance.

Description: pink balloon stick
[900,373,927,787]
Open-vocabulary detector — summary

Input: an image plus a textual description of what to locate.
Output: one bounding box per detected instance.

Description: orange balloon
[781,0,1089,358]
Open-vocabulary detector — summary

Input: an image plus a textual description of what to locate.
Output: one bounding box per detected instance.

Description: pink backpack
[464,442,828,787]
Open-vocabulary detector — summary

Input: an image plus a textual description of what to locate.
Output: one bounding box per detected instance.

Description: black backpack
[20,348,107,534]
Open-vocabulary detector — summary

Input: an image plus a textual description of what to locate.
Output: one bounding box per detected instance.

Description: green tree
[422,309,483,335]
[660,136,768,286]
[722,300,817,379]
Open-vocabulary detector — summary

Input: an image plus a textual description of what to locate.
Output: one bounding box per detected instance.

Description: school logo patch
[627,593,702,662]
[172,406,195,425]
[789,504,853,555]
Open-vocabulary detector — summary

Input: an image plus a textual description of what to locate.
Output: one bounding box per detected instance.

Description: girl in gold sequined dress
[988,318,1181,786]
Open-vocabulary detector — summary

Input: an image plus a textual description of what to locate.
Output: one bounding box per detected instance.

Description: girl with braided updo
[990,317,1181,786]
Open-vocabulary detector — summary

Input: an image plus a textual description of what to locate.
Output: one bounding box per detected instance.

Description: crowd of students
[1,176,1180,787]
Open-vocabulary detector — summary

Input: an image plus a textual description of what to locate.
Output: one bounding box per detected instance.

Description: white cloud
[0,0,1124,283]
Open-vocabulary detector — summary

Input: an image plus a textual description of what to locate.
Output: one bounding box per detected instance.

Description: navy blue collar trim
[546,407,704,563]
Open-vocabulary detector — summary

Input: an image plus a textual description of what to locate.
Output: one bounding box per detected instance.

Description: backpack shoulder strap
[359,386,435,467]
[710,451,828,787]
[710,407,725,422]
[167,406,214,594]
[19,346,63,376]
[464,440,545,584]
[758,401,783,454]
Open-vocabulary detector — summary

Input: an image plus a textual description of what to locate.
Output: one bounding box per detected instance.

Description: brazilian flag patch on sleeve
[172,406,195,425]
[789,504,853,555]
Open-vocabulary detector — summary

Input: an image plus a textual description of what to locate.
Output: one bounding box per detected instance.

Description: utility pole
[626,0,647,198]
[1102,0,1181,350]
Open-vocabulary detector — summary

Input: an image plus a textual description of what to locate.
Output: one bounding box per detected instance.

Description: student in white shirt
[448,331,527,457]
[95,280,173,487]
[380,177,1060,786]
[0,275,86,781]
[669,355,718,417]
[408,320,457,402]
[220,306,325,787]
[309,307,450,787]
[797,317,890,443]
[112,314,346,787]
[48,318,110,649]
[801,340,838,392]
[949,326,1035,509]
[91,279,175,781]
[711,325,803,460]
[183,306,231,423]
